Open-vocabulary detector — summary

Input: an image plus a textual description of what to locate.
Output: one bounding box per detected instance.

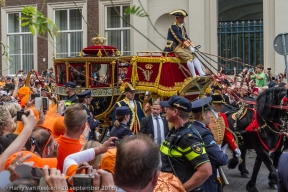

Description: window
[54,9,83,58]
[7,12,34,75]
[105,5,130,55]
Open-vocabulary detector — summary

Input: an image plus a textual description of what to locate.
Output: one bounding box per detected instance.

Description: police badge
[191,142,203,154]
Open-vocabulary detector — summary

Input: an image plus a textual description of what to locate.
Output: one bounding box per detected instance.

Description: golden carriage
[53,35,212,142]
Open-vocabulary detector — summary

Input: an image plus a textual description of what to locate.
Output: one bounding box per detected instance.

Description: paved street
[222,150,277,192]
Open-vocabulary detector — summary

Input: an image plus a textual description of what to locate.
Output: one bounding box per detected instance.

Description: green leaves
[124,5,149,17]
[19,6,59,38]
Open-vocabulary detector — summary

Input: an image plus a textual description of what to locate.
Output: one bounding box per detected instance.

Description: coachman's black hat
[211,93,225,104]
[169,9,188,17]
[160,95,192,113]
[124,82,136,92]
[191,97,212,113]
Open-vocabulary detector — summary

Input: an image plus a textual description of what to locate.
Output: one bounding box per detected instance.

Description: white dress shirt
[129,100,135,108]
[152,115,165,144]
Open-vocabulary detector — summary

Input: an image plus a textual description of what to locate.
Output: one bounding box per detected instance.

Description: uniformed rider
[164,9,206,77]
[191,97,228,192]
[159,95,212,192]
[64,82,78,106]
[77,90,98,140]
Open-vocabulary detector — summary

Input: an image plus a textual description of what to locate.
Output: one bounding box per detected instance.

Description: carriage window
[118,62,129,85]
[70,65,85,87]
[56,65,66,85]
[91,64,110,86]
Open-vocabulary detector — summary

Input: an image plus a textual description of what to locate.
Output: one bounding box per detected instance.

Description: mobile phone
[42,97,49,111]
[35,97,42,111]
[16,110,30,121]
[73,174,94,192]
[31,93,40,100]
[248,69,253,73]
[267,68,271,70]
[113,139,122,147]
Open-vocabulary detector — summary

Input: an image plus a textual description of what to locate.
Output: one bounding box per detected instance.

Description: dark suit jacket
[110,123,133,139]
[140,115,169,140]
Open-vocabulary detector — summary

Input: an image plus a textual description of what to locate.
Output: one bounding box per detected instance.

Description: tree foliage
[124,5,149,17]
[19,6,59,38]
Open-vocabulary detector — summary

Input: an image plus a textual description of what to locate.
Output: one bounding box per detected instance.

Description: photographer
[0,109,36,171]
[247,64,267,87]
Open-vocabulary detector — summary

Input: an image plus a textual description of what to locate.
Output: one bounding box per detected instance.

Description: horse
[221,95,256,178]
[224,88,288,192]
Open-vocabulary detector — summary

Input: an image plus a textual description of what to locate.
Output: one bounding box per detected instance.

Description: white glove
[234,148,241,157]
[189,46,195,53]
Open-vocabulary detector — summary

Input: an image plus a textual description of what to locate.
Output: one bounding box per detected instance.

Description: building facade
[1,0,288,76]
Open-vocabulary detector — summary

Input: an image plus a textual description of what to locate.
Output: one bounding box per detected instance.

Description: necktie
[155,117,161,145]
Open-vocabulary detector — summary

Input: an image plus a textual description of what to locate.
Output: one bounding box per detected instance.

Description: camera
[16,110,30,121]
[113,139,122,147]
[267,68,271,71]
[31,93,40,100]
[248,69,253,73]
[73,174,94,192]
[42,97,49,111]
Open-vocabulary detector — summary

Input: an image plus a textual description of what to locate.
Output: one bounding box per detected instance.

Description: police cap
[169,9,188,17]
[77,90,91,99]
[65,82,76,89]
[191,97,212,113]
[160,95,192,113]
[116,106,130,116]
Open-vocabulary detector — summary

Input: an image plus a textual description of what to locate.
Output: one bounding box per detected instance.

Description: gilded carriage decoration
[53,35,212,142]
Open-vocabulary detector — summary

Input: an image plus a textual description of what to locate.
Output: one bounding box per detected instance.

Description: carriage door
[218,0,263,75]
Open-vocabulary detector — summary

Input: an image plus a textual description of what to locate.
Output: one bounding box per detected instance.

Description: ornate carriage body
[53,35,212,141]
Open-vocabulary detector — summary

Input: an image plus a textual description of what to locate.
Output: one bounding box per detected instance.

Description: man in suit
[140,101,169,145]
[112,82,145,134]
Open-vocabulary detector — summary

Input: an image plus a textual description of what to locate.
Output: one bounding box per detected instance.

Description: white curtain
[55,9,83,57]
[8,13,34,74]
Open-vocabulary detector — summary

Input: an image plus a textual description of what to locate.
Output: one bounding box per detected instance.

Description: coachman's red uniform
[207,111,238,151]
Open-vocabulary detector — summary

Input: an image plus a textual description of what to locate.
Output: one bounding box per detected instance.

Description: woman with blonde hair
[110,106,133,139]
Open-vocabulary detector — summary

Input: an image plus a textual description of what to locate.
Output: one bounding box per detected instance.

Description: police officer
[110,106,133,139]
[191,97,228,192]
[159,95,212,192]
[77,90,98,140]
[64,82,78,106]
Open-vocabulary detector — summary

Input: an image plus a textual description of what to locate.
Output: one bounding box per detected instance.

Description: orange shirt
[55,135,82,173]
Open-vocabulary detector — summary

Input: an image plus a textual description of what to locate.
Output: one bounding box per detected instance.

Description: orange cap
[99,148,117,174]
[5,151,57,170]
[52,116,65,138]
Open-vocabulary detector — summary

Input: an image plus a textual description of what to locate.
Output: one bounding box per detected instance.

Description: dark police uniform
[110,106,133,139]
[77,90,98,141]
[191,97,228,192]
[159,95,210,191]
[64,82,78,106]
